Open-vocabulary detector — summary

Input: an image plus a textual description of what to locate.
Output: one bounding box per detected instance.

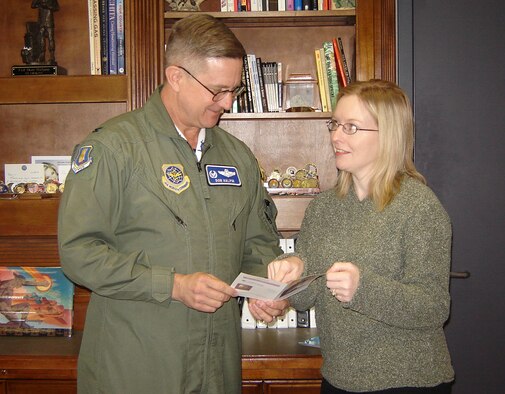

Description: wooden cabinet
[0,0,394,391]
[0,328,321,394]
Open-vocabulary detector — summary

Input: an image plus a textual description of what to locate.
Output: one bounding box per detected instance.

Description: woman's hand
[268,256,304,283]
[326,262,360,303]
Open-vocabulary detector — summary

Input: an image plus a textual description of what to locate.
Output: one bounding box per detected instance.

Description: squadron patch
[72,145,93,174]
[205,165,241,186]
[162,164,190,194]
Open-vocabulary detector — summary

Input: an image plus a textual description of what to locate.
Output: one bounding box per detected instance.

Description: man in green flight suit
[58,14,291,394]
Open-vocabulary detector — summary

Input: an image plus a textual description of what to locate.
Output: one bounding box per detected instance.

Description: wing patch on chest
[162,164,190,194]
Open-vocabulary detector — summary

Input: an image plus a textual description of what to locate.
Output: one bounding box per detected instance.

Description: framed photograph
[0,266,74,337]
[31,155,71,183]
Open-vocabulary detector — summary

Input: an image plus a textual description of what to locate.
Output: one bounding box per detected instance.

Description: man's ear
[165,66,183,93]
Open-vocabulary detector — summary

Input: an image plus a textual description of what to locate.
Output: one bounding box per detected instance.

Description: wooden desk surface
[0,328,322,381]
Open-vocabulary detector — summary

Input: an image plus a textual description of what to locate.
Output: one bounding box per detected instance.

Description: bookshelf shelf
[222,111,331,120]
[164,10,355,27]
[164,10,355,18]
[0,75,128,105]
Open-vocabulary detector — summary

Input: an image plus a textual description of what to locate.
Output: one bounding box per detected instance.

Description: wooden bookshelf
[0,1,395,392]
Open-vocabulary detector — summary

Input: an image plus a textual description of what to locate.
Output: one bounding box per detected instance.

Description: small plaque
[11,64,66,76]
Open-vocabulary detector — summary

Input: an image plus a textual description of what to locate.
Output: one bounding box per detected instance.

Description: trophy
[12,0,66,76]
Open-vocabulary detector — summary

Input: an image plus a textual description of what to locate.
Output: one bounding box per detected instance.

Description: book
[268,0,278,11]
[108,0,118,74]
[286,0,295,10]
[337,37,352,85]
[246,54,262,112]
[117,0,125,74]
[242,55,253,113]
[319,48,332,112]
[314,48,329,112]
[0,267,74,337]
[322,41,339,110]
[87,0,101,74]
[332,37,347,88]
[238,64,249,113]
[264,62,278,112]
[256,57,269,112]
[277,61,283,111]
[331,0,355,9]
[99,0,109,75]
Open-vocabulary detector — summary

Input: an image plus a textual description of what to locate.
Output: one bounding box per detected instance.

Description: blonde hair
[334,79,425,211]
[164,14,245,72]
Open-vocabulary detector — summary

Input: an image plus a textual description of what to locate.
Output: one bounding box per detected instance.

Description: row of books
[220,0,355,12]
[233,55,283,113]
[87,0,125,75]
[232,36,350,113]
[315,37,351,112]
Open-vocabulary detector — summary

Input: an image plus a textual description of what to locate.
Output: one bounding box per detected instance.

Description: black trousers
[320,378,453,394]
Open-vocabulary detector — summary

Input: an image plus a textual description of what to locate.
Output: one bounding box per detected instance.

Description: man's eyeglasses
[176,66,245,102]
[326,119,379,135]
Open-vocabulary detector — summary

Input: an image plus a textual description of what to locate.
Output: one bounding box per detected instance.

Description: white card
[4,164,45,184]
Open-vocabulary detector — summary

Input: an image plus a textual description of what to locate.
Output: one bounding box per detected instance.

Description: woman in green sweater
[267,80,455,393]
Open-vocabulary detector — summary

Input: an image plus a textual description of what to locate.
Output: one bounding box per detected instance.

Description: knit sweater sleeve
[287,198,327,312]
[344,188,453,329]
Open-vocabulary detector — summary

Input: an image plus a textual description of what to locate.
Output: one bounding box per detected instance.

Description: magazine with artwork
[0,266,74,337]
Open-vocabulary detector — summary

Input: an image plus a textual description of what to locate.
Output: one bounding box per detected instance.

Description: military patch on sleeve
[205,165,242,186]
[162,164,190,194]
[71,145,93,174]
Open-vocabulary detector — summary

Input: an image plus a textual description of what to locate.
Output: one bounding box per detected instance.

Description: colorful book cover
[116,0,125,74]
[314,48,329,112]
[332,37,347,88]
[0,267,74,337]
[322,41,339,110]
[108,0,118,74]
[331,0,355,9]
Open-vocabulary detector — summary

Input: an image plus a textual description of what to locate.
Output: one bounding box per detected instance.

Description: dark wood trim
[0,76,127,105]
[356,0,396,82]
[126,0,165,110]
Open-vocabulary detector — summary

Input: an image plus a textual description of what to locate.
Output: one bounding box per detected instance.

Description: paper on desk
[231,272,323,301]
